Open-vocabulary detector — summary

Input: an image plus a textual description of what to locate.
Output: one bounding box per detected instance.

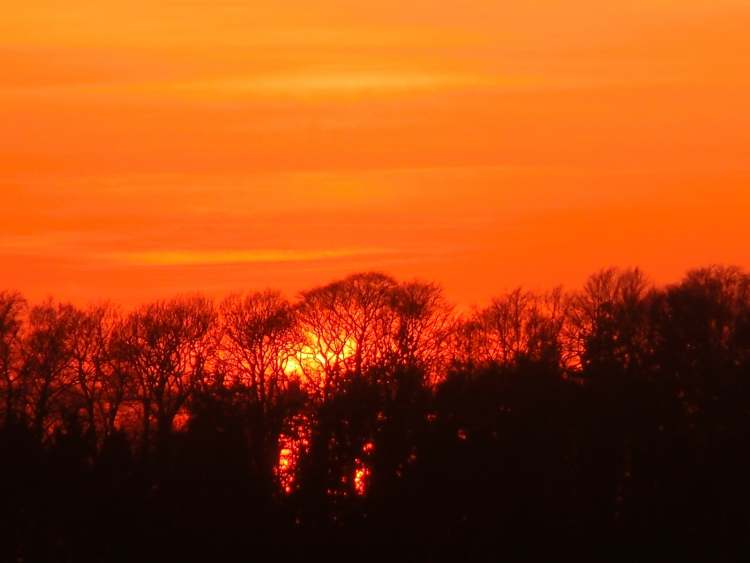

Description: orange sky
[2,0,749,306]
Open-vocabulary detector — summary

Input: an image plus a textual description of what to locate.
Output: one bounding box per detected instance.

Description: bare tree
[20,300,79,439]
[564,267,652,375]
[219,290,301,477]
[220,290,298,407]
[388,280,455,381]
[118,295,216,453]
[0,291,26,425]
[295,273,397,399]
[657,265,750,416]
[68,303,127,446]
[294,282,352,400]
[458,288,567,369]
[334,272,398,375]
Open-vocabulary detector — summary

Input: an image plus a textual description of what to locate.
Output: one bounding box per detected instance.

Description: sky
[2,1,750,307]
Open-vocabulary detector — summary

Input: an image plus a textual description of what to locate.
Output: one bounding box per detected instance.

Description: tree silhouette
[116,296,215,456]
[0,266,749,560]
[0,291,25,426]
[219,290,301,483]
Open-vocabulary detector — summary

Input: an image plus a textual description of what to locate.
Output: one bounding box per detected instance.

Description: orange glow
[353,442,375,496]
[277,447,295,494]
[286,334,357,378]
[276,414,312,494]
[3,1,750,306]
[354,462,370,497]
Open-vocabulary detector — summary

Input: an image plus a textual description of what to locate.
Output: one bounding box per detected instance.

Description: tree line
[1,266,749,560]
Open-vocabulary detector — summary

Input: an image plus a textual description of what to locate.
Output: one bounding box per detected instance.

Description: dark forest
[1,266,749,561]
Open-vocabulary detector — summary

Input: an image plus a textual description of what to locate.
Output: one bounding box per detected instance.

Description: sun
[284,332,357,377]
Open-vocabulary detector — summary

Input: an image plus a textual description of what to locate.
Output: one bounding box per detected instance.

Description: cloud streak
[173,71,485,97]
[106,248,396,267]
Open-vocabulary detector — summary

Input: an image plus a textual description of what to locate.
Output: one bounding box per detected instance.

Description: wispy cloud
[0,234,397,267]
[106,248,395,266]
[162,70,488,98]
